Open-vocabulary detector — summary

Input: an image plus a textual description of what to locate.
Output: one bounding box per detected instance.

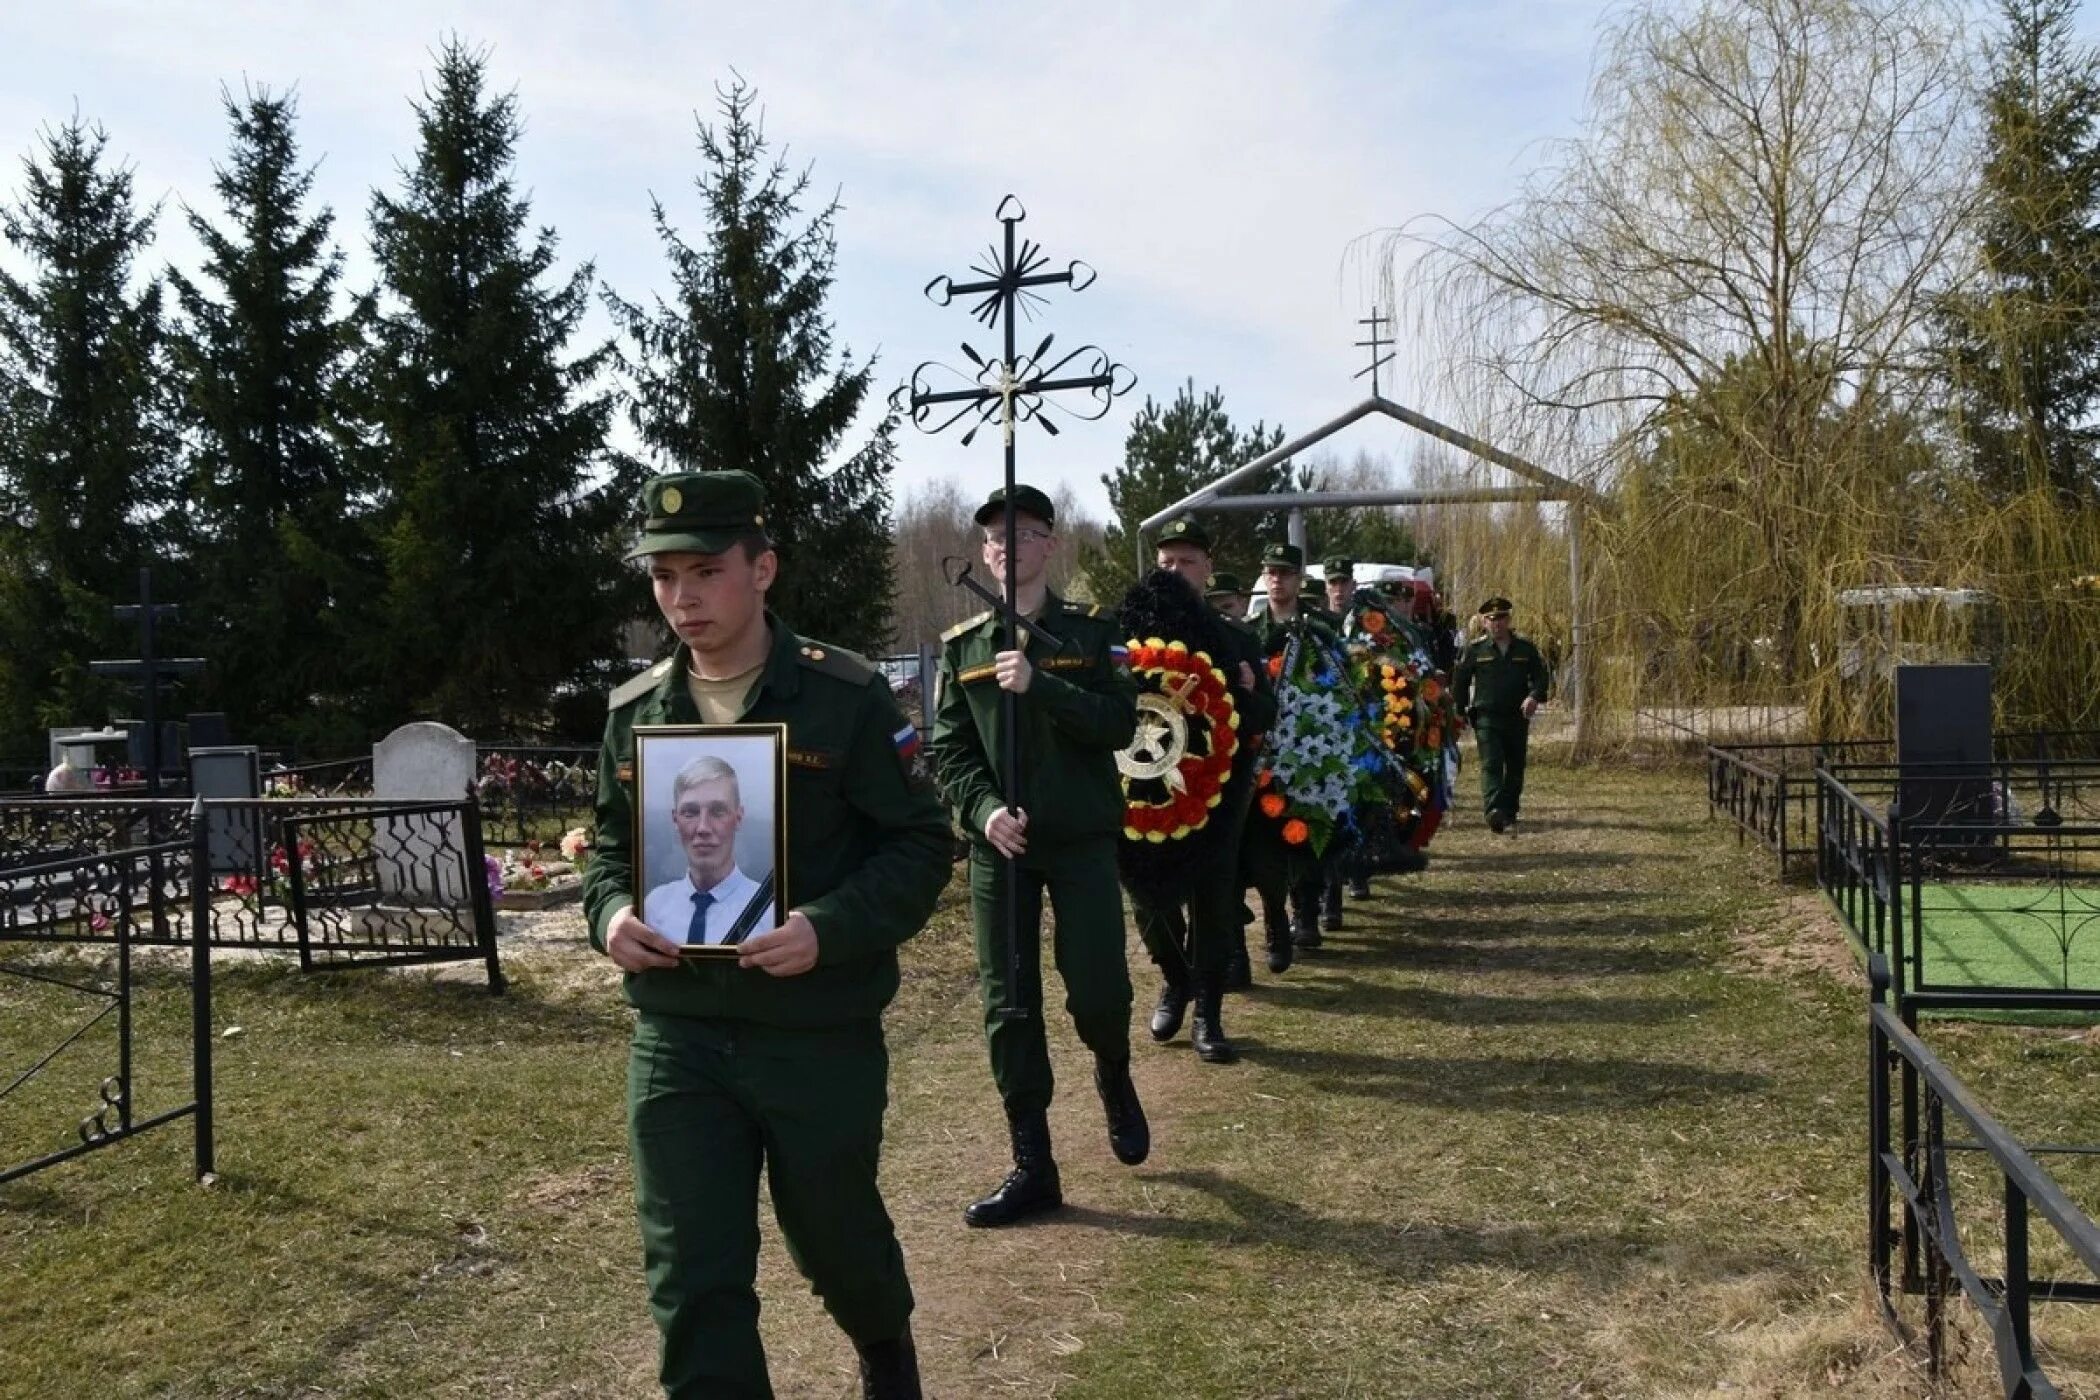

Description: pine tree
[1082,380,1287,604]
[605,76,897,656]
[167,86,371,747]
[361,40,629,737]
[0,117,173,749]
[1941,0,2100,503]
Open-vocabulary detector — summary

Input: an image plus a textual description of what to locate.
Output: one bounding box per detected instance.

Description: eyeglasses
[981,528,1051,550]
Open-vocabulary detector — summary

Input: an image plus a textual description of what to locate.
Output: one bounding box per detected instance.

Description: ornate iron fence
[1,834,213,1185]
[0,796,502,990]
[1868,955,2100,1395]
[1817,760,2100,1014]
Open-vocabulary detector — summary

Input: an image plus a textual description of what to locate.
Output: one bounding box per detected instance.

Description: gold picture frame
[632,723,789,960]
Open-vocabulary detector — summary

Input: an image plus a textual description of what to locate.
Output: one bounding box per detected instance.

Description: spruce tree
[0,117,172,749]
[1940,0,2100,503]
[167,86,371,746]
[361,40,628,737]
[1082,380,1287,604]
[605,76,897,656]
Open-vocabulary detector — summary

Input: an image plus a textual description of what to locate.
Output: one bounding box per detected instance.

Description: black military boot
[1263,906,1294,973]
[1149,974,1190,1041]
[1348,873,1372,901]
[1290,882,1322,949]
[1094,1054,1150,1165]
[855,1327,922,1400]
[1190,974,1237,1064]
[964,1108,1063,1228]
[1226,932,1253,991]
[1320,876,1343,933]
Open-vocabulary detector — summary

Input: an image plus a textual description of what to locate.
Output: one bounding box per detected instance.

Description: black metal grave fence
[0,796,502,991]
[1,835,213,1185]
[1816,759,2100,1015]
[1868,955,2100,1396]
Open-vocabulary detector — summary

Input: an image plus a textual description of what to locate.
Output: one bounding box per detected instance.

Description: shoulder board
[609,659,673,710]
[1060,600,1105,619]
[795,639,877,685]
[942,611,993,642]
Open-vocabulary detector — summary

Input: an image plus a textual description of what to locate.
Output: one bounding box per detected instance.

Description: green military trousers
[969,836,1133,1114]
[628,1012,913,1399]
[1472,712,1532,822]
[1241,812,1318,927]
[1134,770,1257,982]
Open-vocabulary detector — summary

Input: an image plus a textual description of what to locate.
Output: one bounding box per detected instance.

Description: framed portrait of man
[632,724,788,959]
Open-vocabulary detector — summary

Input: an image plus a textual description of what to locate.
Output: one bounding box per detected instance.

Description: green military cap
[1260,542,1304,572]
[1478,596,1514,617]
[973,482,1056,528]
[1155,516,1212,551]
[626,470,770,560]
[1203,571,1246,599]
[1321,555,1354,577]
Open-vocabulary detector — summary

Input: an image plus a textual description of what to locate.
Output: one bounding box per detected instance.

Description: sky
[0,1,1614,518]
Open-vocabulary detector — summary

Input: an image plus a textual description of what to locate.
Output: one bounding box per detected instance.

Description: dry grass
[7,763,2100,1396]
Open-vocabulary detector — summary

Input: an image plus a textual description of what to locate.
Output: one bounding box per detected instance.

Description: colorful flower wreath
[1119,637,1239,843]
[1255,628,1398,854]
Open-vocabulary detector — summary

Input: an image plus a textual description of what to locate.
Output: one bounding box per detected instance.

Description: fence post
[285,815,314,974]
[460,791,506,995]
[1867,955,1892,1317]
[189,798,215,1181]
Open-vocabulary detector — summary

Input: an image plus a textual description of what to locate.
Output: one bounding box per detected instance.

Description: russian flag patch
[893,723,922,761]
[1109,643,1130,666]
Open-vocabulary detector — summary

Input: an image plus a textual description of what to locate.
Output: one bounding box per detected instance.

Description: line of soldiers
[580,469,1550,1399]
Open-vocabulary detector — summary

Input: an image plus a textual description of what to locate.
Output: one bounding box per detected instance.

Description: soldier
[1203,571,1249,621]
[1452,595,1551,833]
[1322,555,1356,616]
[581,470,951,1400]
[1137,516,1277,1063]
[1244,542,1341,964]
[930,484,1146,1230]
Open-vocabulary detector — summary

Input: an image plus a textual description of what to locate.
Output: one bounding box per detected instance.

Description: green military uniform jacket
[1251,603,1342,658]
[1452,633,1551,718]
[1215,609,1279,744]
[930,592,1138,848]
[581,615,953,1027]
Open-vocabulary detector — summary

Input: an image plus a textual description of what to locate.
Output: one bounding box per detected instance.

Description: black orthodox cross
[896,197,1135,1020]
[1354,308,1395,398]
[88,567,205,800]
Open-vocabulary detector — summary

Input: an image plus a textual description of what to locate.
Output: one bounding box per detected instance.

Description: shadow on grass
[1246,974,1707,1026]
[1055,1168,1783,1293]
[1411,850,1639,873]
[1301,934,1702,978]
[1248,1044,1767,1110]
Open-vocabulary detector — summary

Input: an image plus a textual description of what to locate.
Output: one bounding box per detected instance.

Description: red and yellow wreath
[1118,637,1240,843]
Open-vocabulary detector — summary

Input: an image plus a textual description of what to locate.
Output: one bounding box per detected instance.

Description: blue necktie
[687,890,715,946]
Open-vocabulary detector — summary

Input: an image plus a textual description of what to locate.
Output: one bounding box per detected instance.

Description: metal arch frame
[1133,385,1600,745]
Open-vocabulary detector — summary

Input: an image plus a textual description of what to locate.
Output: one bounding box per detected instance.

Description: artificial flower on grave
[1117,637,1239,844]
[559,826,593,867]
[501,839,553,891]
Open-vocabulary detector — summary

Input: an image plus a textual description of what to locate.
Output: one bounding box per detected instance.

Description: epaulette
[941,610,992,642]
[795,639,876,684]
[609,659,673,709]
[1060,600,1105,619]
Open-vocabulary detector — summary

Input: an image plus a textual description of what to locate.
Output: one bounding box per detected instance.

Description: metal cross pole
[1354,308,1395,399]
[88,567,205,800]
[895,196,1135,1020]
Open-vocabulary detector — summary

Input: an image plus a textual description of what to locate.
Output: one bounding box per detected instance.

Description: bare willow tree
[1385,0,1990,739]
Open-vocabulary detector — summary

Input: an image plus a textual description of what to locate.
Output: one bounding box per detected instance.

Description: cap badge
[660,486,683,514]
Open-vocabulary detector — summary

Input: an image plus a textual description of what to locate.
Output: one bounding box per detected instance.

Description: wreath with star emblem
[1117,637,1238,841]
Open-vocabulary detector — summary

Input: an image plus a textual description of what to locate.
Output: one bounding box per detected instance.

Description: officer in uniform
[1138,516,1276,1063]
[1322,555,1357,617]
[930,484,1146,1230]
[582,471,952,1400]
[1451,595,1551,832]
[1243,542,1341,964]
[1203,571,1249,621]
